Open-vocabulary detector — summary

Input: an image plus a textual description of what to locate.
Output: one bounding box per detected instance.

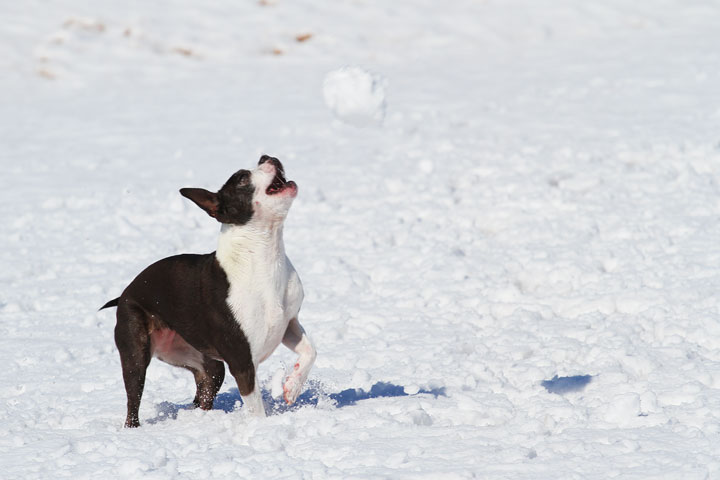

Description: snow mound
[323,66,386,127]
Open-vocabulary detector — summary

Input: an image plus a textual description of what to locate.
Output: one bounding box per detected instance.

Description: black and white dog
[101,155,315,427]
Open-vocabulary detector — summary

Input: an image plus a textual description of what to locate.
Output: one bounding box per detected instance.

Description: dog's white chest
[218,250,303,366]
[215,223,304,365]
[225,260,303,363]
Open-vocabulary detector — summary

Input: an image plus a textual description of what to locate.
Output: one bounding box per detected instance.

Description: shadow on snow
[148,380,446,424]
[541,374,593,394]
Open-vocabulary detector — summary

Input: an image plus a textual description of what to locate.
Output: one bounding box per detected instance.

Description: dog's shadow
[148,380,446,424]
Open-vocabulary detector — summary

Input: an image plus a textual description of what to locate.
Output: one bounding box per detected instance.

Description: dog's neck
[216,221,287,282]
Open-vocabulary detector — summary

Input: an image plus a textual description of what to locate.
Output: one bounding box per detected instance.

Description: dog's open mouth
[266,168,296,195]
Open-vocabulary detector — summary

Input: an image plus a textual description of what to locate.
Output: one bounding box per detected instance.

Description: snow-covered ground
[2,0,720,478]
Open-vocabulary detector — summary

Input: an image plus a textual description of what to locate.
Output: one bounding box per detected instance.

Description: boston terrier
[100,155,316,427]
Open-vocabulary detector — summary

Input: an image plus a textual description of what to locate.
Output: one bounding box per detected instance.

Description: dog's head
[180,155,297,226]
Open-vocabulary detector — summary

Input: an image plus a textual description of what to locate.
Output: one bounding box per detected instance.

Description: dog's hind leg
[114,303,152,428]
[189,358,225,410]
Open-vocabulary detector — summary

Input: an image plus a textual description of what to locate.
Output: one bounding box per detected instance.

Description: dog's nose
[258,155,282,170]
[258,155,274,166]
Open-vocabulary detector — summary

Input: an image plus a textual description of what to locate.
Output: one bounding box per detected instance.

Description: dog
[100,155,316,427]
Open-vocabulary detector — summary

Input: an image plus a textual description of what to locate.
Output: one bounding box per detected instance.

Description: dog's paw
[283,373,302,405]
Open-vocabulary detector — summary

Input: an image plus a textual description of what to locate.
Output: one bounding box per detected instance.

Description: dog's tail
[99,297,120,311]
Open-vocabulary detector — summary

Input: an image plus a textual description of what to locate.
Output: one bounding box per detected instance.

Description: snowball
[323,66,386,127]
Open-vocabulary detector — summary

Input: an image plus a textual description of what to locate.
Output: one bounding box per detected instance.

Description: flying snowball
[323,66,386,127]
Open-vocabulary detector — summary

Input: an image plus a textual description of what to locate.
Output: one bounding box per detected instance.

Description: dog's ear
[180,188,220,218]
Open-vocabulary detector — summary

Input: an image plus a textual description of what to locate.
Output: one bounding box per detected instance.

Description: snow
[2,0,720,478]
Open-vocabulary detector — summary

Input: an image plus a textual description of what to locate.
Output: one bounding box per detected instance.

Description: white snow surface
[2,1,720,478]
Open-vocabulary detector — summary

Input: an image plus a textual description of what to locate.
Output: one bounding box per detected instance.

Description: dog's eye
[237,172,250,186]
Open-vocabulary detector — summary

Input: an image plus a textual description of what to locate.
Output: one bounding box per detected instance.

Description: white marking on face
[249,163,298,221]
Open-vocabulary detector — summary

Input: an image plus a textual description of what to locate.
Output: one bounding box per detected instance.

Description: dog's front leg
[215,333,267,418]
[240,376,266,418]
[282,317,316,405]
